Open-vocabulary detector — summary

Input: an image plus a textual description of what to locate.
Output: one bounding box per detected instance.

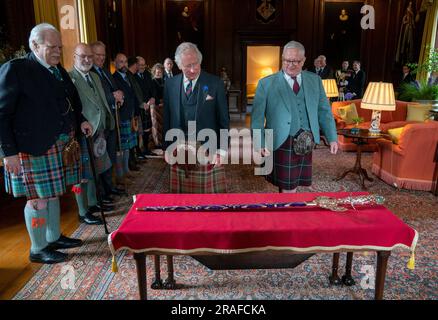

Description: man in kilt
[112,53,141,176]
[90,41,126,194]
[251,41,338,193]
[69,43,115,225]
[0,24,93,264]
[163,42,230,193]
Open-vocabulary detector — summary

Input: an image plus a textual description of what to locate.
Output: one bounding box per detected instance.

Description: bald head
[114,53,128,73]
[73,43,94,73]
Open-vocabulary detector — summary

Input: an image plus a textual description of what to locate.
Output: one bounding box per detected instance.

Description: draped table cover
[109,192,418,265]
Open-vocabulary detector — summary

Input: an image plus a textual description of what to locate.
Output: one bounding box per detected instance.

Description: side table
[335,129,389,189]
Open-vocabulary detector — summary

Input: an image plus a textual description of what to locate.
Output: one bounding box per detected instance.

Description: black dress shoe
[48,235,83,250]
[89,204,114,213]
[102,196,114,205]
[29,247,68,264]
[79,212,103,225]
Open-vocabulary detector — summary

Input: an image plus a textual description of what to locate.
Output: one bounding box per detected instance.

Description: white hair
[283,41,306,56]
[28,23,60,51]
[174,42,203,68]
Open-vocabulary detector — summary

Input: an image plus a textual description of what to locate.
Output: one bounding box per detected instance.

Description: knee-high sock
[46,198,61,243]
[87,179,98,207]
[24,204,48,254]
[123,149,130,174]
[74,183,88,217]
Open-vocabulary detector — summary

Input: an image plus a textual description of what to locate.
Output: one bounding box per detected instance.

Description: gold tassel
[112,255,118,273]
[407,252,415,270]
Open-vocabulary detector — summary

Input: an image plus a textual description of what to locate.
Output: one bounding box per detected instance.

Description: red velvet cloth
[109,192,417,255]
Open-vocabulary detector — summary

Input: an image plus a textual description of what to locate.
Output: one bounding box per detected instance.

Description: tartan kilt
[170,164,227,193]
[120,120,137,150]
[3,132,81,200]
[79,134,112,180]
[266,136,313,190]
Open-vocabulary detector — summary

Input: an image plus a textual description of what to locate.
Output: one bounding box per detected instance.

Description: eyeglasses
[75,54,94,60]
[282,59,304,66]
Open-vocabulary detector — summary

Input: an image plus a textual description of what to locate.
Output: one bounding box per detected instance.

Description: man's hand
[113,90,124,105]
[142,102,150,111]
[330,141,338,155]
[147,98,156,106]
[3,155,21,176]
[81,121,93,137]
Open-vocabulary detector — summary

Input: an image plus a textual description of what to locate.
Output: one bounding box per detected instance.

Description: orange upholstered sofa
[371,121,438,191]
[331,99,417,152]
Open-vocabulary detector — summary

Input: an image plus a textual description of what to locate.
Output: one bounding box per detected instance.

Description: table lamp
[361,82,396,135]
[322,79,339,99]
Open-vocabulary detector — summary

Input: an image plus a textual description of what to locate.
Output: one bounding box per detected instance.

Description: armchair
[371,121,438,191]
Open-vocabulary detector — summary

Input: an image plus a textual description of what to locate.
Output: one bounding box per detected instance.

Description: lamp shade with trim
[322,79,339,98]
[361,82,396,111]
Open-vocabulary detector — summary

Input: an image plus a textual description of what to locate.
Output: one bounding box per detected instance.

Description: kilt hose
[170,164,227,193]
[120,120,137,151]
[4,133,81,200]
[266,136,313,190]
[78,133,112,181]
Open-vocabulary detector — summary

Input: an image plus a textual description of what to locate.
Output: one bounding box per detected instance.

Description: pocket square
[206,95,214,101]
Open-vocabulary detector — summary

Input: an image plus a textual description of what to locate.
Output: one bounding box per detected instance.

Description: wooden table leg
[133,252,147,300]
[375,251,391,300]
[164,255,177,289]
[151,255,164,289]
[329,253,342,285]
[342,252,356,286]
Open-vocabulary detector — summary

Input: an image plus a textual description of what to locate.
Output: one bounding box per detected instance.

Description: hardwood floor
[0,192,80,299]
[0,113,250,300]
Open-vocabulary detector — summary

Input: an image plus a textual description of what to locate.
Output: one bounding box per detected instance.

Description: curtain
[77,0,98,44]
[417,0,438,81]
[33,0,60,28]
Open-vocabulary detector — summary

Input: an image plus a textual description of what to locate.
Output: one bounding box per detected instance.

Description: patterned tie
[291,76,300,94]
[85,74,95,92]
[185,80,193,97]
[49,66,63,81]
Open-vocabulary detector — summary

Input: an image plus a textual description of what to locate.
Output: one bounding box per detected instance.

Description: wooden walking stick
[85,135,110,234]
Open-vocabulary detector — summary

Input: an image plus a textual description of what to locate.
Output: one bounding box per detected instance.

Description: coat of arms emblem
[256,0,277,23]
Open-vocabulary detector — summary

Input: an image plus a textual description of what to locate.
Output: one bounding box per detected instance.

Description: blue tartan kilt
[79,133,112,180]
[3,132,81,200]
[266,136,313,190]
[120,120,137,150]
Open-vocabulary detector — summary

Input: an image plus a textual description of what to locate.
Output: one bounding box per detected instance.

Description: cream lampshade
[361,82,396,135]
[322,79,339,99]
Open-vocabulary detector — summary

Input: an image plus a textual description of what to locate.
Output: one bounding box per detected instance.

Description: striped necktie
[85,74,95,92]
[49,66,63,81]
[185,80,193,97]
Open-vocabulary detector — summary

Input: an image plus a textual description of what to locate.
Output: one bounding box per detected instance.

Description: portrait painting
[323,1,364,68]
[166,0,205,56]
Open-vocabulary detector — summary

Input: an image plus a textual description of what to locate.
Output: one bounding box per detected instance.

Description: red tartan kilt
[267,136,313,190]
[170,164,227,193]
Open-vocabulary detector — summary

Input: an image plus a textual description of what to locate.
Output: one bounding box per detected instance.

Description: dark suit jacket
[91,65,120,110]
[163,71,230,150]
[309,66,334,79]
[347,69,366,98]
[135,71,156,102]
[112,71,140,121]
[0,52,84,157]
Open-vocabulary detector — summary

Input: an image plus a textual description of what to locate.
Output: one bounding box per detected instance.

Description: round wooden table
[335,129,388,189]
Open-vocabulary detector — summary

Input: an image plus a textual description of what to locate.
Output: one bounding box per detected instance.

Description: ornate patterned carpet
[13,149,438,300]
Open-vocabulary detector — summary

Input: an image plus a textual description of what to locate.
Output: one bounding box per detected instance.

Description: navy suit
[163,71,230,150]
[112,71,140,121]
[347,69,366,98]
[0,53,84,157]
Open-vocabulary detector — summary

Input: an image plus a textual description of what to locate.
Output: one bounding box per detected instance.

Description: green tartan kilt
[170,164,227,193]
[3,132,81,200]
[120,120,137,150]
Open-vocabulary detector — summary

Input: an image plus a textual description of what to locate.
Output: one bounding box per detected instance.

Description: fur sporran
[62,138,81,167]
[293,130,315,156]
